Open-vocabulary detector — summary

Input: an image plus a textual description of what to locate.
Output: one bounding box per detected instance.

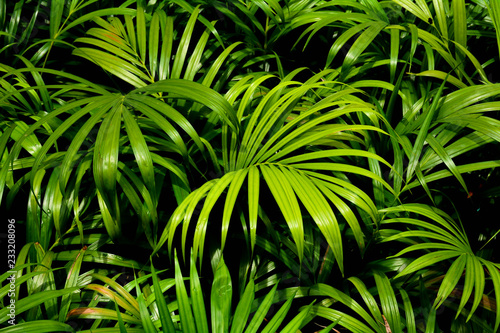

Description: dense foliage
[1,0,500,332]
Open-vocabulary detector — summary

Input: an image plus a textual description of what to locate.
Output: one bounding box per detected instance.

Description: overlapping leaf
[155,77,395,275]
[380,204,500,330]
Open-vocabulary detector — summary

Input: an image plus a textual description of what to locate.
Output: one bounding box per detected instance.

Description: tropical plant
[1,0,500,332]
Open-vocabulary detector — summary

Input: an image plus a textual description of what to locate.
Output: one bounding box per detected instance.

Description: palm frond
[380,203,500,330]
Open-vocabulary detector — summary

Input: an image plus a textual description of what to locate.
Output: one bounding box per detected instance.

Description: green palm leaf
[0,321,75,333]
[73,3,245,91]
[380,203,499,324]
[155,78,395,275]
[1,1,499,332]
